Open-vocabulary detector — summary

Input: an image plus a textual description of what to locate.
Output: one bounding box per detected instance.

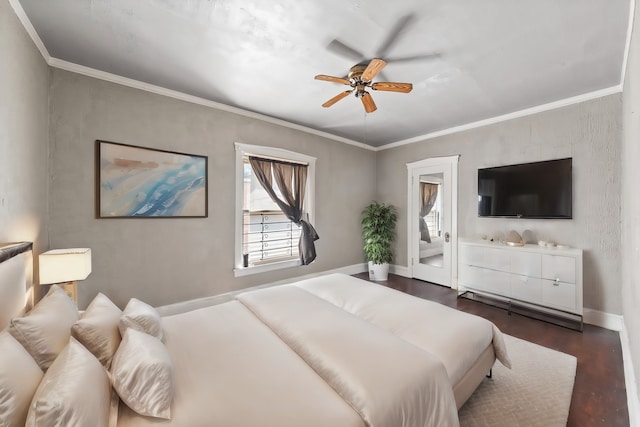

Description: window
[234,143,316,277]
[422,186,442,239]
[242,161,302,265]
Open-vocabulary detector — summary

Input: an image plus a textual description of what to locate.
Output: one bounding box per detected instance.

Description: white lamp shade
[39,248,92,284]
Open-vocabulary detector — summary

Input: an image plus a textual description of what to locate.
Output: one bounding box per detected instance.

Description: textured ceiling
[16,0,630,147]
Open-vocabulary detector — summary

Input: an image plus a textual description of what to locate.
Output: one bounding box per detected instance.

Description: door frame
[406,155,459,289]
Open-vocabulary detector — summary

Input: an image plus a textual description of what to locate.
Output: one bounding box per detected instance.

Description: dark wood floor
[354,273,630,427]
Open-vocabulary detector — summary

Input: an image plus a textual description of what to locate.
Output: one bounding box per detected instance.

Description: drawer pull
[553,278,560,286]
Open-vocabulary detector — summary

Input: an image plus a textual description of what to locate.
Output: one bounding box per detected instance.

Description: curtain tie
[298,219,319,265]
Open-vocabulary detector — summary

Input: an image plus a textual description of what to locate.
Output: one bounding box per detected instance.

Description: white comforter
[237,285,460,427]
[118,274,509,427]
[295,274,511,386]
[117,301,366,427]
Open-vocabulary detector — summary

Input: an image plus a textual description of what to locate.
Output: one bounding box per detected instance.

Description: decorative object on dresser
[458,238,583,330]
[505,230,524,246]
[39,248,92,305]
[521,229,535,244]
[361,201,398,281]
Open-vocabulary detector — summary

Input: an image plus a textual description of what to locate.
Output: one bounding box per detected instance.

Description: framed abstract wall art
[96,140,208,218]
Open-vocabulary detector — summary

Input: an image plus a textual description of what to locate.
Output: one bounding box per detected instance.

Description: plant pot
[368,261,389,281]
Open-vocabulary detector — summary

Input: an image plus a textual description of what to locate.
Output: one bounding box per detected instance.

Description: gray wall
[377,94,622,314]
[0,0,50,299]
[622,0,640,406]
[48,69,376,308]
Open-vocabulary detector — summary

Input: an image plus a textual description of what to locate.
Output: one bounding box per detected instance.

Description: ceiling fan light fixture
[355,86,367,97]
[315,58,411,113]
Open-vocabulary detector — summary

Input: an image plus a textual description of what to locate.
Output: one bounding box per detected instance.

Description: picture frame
[95,140,208,218]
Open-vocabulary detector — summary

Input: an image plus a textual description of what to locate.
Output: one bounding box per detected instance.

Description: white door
[407,156,458,287]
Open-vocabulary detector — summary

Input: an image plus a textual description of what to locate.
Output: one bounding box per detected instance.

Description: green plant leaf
[361,201,398,264]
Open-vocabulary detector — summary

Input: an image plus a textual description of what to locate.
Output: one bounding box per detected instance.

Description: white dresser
[458,239,583,319]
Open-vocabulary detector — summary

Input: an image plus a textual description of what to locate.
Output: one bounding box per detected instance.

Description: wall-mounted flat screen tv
[478,158,572,219]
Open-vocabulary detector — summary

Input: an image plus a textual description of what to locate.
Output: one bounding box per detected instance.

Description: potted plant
[361,201,398,281]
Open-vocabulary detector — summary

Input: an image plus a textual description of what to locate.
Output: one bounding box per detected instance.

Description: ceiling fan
[315,58,413,113]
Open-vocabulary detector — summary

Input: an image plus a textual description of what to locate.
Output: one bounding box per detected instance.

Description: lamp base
[56,281,78,305]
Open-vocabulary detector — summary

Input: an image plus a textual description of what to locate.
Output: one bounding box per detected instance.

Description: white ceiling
[16,0,631,147]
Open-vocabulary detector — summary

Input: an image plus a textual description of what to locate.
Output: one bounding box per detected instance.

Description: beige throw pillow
[8,285,79,371]
[119,298,164,341]
[110,328,174,419]
[25,338,113,427]
[72,293,122,367]
[0,331,44,427]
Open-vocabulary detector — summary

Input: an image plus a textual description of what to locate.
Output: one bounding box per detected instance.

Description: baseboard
[583,309,624,331]
[157,263,368,315]
[620,322,640,427]
[264,263,368,287]
[390,264,411,278]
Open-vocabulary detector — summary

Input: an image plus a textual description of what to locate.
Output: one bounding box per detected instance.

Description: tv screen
[478,158,572,219]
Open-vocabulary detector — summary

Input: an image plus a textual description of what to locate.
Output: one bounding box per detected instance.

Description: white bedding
[117,274,509,427]
[237,286,459,427]
[295,274,511,386]
[117,301,366,427]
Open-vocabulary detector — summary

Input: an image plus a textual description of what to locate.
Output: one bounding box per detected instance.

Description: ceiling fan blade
[361,92,377,113]
[315,74,350,85]
[362,58,387,81]
[385,52,441,64]
[371,82,413,93]
[326,39,366,62]
[375,13,417,58]
[322,90,353,108]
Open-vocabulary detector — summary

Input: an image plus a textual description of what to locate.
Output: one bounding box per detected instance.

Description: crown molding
[47,58,374,151]
[10,0,629,153]
[376,85,623,151]
[9,0,373,151]
[620,0,636,88]
[8,0,50,61]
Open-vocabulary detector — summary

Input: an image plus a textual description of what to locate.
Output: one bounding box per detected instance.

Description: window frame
[234,142,316,277]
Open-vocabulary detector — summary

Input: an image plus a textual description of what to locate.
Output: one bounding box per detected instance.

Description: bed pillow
[0,331,44,427]
[8,285,79,371]
[119,298,164,341]
[110,328,174,419]
[72,293,122,367]
[25,338,114,427]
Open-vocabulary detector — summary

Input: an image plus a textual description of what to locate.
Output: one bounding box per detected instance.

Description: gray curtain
[249,157,319,265]
[419,182,438,243]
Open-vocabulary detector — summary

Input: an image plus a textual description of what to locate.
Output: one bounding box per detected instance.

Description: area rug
[459,334,577,427]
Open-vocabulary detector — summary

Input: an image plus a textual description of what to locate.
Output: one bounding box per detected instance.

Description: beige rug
[459,334,577,427]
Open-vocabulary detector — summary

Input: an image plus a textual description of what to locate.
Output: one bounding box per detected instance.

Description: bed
[0,243,510,427]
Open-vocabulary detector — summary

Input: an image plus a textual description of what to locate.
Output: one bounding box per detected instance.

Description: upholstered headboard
[0,242,33,330]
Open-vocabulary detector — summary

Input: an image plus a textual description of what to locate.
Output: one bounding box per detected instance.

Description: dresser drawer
[482,269,511,296]
[483,247,510,271]
[542,255,576,283]
[459,264,485,289]
[510,251,541,277]
[541,279,576,312]
[511,275,542,304]
[459,244,484,266]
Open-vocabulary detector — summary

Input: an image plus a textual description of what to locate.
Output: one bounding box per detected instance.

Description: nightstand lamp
[39,248,92,305]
